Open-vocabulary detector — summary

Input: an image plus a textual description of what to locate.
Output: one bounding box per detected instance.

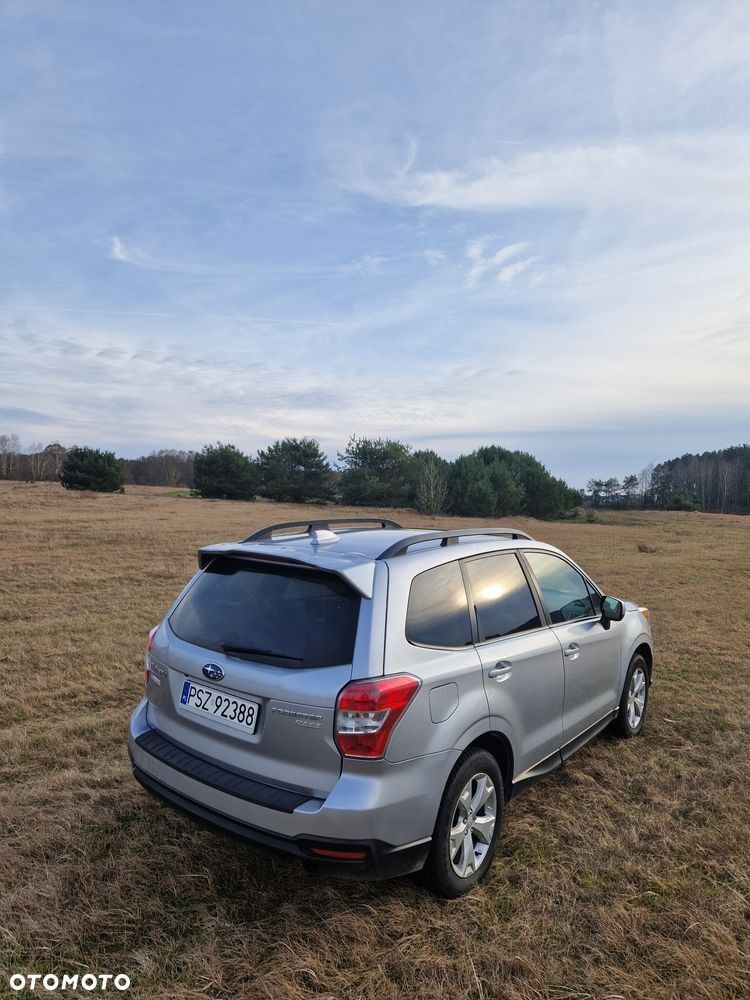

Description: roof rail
[376,527,533,560]
[244,517,403,542]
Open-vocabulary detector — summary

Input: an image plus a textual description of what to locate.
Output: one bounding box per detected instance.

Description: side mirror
[601,596,625,629]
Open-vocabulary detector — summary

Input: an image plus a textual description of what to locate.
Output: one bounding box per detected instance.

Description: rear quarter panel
[380,557,491,763]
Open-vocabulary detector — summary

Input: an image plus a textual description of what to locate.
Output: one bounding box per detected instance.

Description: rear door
[146,556,365,797]
[463,552,565,777]
[522,551,621,746]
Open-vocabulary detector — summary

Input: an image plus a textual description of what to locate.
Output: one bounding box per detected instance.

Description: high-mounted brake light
[335,674,420,759]
[144,625,158,687]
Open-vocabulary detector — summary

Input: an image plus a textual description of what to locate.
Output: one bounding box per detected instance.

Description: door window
[524,551,596,624]
[464,553,541,642]
[406,560,473,647]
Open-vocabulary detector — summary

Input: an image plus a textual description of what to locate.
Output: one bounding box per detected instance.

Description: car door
[463,551,565,778]
[522,550,621,748]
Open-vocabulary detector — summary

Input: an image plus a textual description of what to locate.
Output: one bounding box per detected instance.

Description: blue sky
[1,1,749,486]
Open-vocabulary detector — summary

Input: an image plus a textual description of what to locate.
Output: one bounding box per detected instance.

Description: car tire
[610,653,649,739]
[422,748,504,898]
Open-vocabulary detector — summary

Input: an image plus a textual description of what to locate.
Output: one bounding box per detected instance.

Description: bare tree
[717,459,734,513]
[43,443,67,480]
[28,442,47,482]
[638,463,654,503]
[0,433,20,479]
[415,457,448,516]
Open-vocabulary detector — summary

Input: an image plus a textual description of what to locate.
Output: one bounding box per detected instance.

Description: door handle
[564,643,580,659]
[488,660,512,679]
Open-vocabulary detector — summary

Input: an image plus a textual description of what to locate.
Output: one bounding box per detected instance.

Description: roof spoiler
[197,543,377,598]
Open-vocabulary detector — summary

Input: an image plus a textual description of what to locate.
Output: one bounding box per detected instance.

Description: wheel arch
[631,641,653,682]
[469,732,514,801]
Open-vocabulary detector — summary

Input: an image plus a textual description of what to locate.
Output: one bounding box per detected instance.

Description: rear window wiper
[219,642,303,662]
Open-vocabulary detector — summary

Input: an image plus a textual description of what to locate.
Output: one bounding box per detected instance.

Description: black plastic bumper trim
[135,729,311,814]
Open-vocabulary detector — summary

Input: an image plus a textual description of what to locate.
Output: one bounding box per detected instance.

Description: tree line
[5,430,748,516]
[0,436,195,488]
[586,444,750,513]
[0,433,576,519]
[191,437,576,518]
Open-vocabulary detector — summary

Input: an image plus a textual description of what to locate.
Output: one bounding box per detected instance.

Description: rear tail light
[335,674,420,759]
[144,625,158,686]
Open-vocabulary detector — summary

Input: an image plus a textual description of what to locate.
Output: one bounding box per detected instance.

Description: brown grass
[1,482,749,999]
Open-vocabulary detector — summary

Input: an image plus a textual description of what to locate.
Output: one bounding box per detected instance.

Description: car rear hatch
[146,555,363,798]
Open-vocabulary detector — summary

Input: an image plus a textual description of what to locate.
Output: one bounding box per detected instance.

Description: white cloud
[350,134,750,217]
[466,240,530,287]
[109,236,206,273]
[424,249,446,267]
[497,258,533,285]
[466,238,487,262]
[604,4,750,122]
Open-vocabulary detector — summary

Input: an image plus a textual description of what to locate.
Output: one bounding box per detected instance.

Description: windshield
[169,557,361,668]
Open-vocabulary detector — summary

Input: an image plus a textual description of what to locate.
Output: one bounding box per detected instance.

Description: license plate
[179,679,259,735]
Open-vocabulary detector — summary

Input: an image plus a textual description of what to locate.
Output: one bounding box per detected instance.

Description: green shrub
[60,446,125,493]
[192,443,258,500]
[257,437,333,503]
[337,436,413,507]
[667,491,704,512]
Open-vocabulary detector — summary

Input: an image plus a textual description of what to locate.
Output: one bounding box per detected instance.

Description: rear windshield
[169,557,361,668]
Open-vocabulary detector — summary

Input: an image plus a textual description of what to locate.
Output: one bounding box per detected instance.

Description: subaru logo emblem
[202,663,224,681]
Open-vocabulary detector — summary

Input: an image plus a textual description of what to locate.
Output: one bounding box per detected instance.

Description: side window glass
[465,553,541,641]
[525,552,596,624]
[406,561,472,648]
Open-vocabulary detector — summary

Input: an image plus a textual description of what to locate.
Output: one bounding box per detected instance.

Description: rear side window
[169,557,360,668]
[525,551,596,624]
[406,561,472,648]
[465,553,541,641]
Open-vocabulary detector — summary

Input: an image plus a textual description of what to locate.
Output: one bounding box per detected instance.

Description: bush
[449,455,498,516]
[337,437,414,507]
[60,446,125,493]
[667,491,703,512]
[192,443,258,500]
[257,437,333,503]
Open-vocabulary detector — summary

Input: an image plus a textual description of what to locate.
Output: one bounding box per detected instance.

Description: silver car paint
[129,529,652,859]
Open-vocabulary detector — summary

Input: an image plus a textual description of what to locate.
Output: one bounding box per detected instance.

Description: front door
[523,551,621,746]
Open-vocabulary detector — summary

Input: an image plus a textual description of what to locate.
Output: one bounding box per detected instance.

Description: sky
[1,1,749,487]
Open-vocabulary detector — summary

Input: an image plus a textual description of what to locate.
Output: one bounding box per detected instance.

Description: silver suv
[129,518,653,897]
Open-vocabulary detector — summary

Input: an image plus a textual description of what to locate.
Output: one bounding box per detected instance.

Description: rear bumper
[132,763,430,879]
[128,699,450,880]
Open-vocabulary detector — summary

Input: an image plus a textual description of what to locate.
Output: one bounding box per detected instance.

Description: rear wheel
[423,748,504,898]
[611,653,649,738]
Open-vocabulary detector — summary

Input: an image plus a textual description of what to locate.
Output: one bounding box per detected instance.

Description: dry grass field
[1,481,749,1000]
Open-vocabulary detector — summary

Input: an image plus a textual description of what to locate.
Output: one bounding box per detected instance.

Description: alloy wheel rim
[449,772,497,878]
[627,666,647,729]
